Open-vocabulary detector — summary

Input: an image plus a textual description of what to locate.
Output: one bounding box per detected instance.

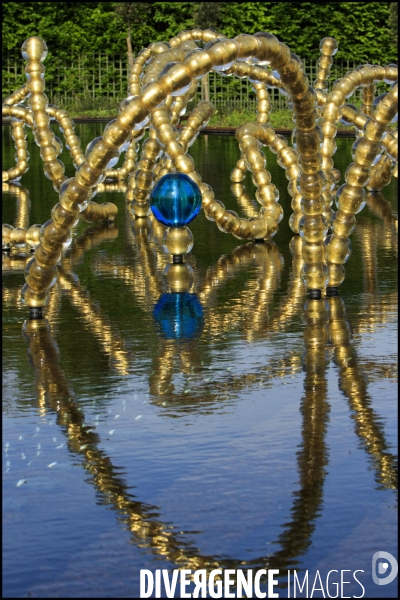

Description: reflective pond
[2,125,398,598]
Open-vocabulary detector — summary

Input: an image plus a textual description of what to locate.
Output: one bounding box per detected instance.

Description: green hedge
[3,2,397,64]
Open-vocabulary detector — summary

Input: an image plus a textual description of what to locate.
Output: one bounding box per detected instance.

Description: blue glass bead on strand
[150,173,202,227]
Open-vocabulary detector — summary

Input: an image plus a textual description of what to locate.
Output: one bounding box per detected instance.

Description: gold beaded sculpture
[1,33,398,316]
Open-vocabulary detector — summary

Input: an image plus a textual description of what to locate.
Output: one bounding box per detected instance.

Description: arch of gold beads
[1,32,397,315]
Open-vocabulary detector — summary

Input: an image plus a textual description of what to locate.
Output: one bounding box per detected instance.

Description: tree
[193,2,222,30]
[114,2,150,70]
[388,2,398,47]
[193,3,223,102]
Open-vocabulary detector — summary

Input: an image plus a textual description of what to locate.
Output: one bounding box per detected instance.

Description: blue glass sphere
[153,292,204,339]
[150,173,202,227]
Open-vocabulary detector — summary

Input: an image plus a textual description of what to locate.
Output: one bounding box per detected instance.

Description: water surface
[2,125,398,597]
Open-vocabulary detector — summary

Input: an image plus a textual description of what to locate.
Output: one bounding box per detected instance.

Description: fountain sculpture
[2,31,398,318]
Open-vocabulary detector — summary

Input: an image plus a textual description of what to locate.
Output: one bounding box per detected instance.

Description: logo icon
[372,552,398,586]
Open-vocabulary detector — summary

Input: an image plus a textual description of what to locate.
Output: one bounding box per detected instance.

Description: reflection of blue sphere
[153,293,204,339]
[150,173,202,227]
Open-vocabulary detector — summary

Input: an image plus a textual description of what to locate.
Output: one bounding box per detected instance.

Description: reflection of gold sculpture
[327,296,397,489]
[1,33,397,315]
[3,197,396,564]
[2,183,41,252]
[19,253,396,575]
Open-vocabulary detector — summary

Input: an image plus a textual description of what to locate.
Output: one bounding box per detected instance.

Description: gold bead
[373,90,398,124]
[216,210,241,234]
[81,201,117,223]
[40,146,55,161]
[233,219,253,239]
[260,202,283,223]
[190,28,203,41]
[163,226,194,255]
[87,139,117,170]
[21,284,48,307]
[269,134,287,154]
[321,156,335,172]
[40,220,70,247]
[230,168,245,183]
[248,218,270,239]
[294,110,317,131]
[345,163,370,187]
[299,214,327,243]
[35,128,53,145]
[142,137,161,160]
[206,39,239,70]
[252,32,280,63]
[298,174,322,199]
[140,82,167,111]
[235,34,259,58]
[358,65,375,86]
[367,156,392,191]
[323,102,342,122]
[186,171,202,187]
[301,262,329,289]
[35,244,62,268]
[139,157,155,172]
[289,233,304,256]
[336,184,366,215]
[285,164,301,181]
[44,159,65,181]
[202,29,220,43]
[26,225,42,248]
[327,89,345,106]
[201,188,214,207]
[60,178,87,211]
[159,63,192,96]
[302,242,325,263]
[300,196,324,215]
[291,194,302,211]
[29,79,45,94]
[255,183,277,204]
[256,113,269,124]
[151,41,172,54]
[320,37,338,56]
[2,224,14,248]
[236,122,263,140]
[289,74,309,99]
[135,169,155,190]
[293,128,321,156]
[103,119,130,148]
[353,137,381,167]
[22,37,48,61]
[25,259,58,292]
[327,264,346,288]
[257,99,270,114]
[75,163,102,188]
[184,50,213,79]
[245,147,266,170]
[277,147,298,169]
[10,227,27,245]
[239,136,260,152]
[363,117,386,143]
[29,93,48,110]
[205,200,226,221]
[173,154,195,174]
[271,42,292,71]
[300,154,322,174]
[292,90,316,115]
[324,234,352,264]
[51,203,79,229]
